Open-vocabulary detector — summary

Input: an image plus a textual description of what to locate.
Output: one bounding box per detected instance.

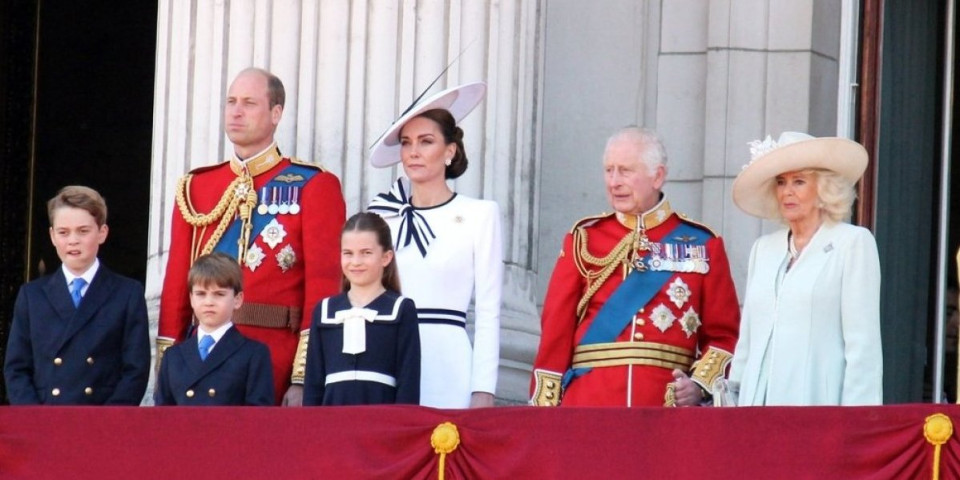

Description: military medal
[268,187,280,215]
[289,186,301,215]
[680,307,701,338]
[650,303,676,333]
[667,278,691,308]
[276,244,297,272]
[260,218,287,249]
[279,187,290,215]
[257,187,269,215]
[245,244,266,271]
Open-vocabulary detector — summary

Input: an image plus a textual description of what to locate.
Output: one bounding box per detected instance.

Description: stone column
[699,0,842,292]
[146,0,544,403]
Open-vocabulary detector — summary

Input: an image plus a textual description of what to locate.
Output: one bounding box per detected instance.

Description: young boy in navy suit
[4,186,150,405]
[154,252,274,405]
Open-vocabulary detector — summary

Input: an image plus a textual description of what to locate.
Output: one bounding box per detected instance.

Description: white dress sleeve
[469,200,503,395]
[839,227,883,405]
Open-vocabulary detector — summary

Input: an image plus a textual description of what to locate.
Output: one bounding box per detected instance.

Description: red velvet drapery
[0,404,955,479]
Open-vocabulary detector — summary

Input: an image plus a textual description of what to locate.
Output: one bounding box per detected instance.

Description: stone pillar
[146,0,544,403]
[699,0,842,292]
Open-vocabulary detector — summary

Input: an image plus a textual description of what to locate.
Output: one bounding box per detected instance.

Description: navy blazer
[154,326,274,406]
[4,265,150,405]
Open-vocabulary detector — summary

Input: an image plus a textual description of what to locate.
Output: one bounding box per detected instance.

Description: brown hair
[237,67,285,109]
[340,212,401,293]
[409,108,468,179]
[188,252,244,294]
[47,185,108,227]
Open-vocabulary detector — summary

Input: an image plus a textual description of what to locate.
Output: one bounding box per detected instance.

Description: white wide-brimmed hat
[368,82,487,168]
[731,131,868,219]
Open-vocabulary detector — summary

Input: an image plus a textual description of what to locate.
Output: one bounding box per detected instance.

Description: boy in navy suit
[154,252,273,405]
[4,186,150,405]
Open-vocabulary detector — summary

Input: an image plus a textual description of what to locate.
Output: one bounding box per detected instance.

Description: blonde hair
[769,168,857,224]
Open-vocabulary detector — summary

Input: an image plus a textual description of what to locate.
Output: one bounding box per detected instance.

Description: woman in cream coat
[728,132,882,406]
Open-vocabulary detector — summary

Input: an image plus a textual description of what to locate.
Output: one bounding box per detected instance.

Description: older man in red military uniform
[158,68,345,406]
[530,127,740,407]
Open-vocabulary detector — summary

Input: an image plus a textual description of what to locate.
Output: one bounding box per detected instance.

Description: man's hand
[470,392,494,408]
[282,385,304,407]
[670,369,704,407]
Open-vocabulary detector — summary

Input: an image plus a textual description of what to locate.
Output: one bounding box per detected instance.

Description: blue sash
[214,163,318,257]
[562,221,709,389]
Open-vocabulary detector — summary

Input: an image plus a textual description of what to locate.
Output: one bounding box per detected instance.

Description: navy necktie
[69,278,87,308]
[198,335,215,361]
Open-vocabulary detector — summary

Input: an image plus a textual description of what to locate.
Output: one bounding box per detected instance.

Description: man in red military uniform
[158,68,345,405]
[530,127,740,407]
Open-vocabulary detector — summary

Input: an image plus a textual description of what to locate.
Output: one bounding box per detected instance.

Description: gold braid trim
[290,330,309,384]
[175,173,256,263]
[573,227,636,321]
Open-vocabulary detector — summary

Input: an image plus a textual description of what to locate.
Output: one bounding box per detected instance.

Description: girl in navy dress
[303,212,420,405]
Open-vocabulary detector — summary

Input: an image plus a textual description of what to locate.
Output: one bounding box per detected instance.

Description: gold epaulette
[689,346,733,395]
[155,337,175,377]
[290,330,310,385]
[568,212,613,234]
[530,369,563,406]
[676,212,720,238]
[289,157,327,172]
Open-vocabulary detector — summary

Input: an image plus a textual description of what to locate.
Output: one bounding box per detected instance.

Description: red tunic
[531,199,740,407]
[159,146,345,404]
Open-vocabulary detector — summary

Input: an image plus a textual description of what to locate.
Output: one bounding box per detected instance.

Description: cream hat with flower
[368,82,487,168]
[731,131,868,219]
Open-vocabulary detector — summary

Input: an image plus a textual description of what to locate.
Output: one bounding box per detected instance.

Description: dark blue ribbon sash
[562,221,708,389]
[214,164,318,257]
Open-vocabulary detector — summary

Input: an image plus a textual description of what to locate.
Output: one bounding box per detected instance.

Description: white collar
[197,321,234,345]
[62,259,100,287]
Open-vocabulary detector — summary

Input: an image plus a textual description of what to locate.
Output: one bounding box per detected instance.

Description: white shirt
[196,321,234,355]
[62,258,100,297]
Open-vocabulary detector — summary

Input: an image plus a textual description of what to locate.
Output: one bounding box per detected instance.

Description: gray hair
[604,126,668,173]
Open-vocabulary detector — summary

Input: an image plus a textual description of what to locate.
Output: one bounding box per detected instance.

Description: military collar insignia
[230,143,283,177]
[615,198,673,231]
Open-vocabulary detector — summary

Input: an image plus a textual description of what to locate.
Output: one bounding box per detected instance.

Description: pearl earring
[445,157,452,167]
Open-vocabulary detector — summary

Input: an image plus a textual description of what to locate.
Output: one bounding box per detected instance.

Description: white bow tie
[323,307,379,354]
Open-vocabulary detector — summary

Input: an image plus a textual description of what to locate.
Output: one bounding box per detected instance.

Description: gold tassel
[431,422,460,480]
[924,413,953,480]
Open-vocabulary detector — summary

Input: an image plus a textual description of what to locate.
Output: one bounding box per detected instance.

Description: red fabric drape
[0,404,955,479]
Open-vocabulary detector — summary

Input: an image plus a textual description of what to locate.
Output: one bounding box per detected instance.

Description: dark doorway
[0,1,157,404]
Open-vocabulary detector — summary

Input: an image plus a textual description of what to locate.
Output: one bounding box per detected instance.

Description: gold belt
[233,302,302,332]
[571,342,695,371]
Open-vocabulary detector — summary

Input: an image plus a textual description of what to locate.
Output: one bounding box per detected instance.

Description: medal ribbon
[562,221,709,389]
[214,163,318,261]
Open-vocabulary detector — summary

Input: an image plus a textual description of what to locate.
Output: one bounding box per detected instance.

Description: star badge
[667,277,691,309]
[260,218,287,249]
[680,307,701,338]
[245,244,265,272]
[650,303,676,333]
[276,244,297,272]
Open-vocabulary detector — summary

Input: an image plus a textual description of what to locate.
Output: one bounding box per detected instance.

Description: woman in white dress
[368,83,502,408]
[728,132,882,406]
